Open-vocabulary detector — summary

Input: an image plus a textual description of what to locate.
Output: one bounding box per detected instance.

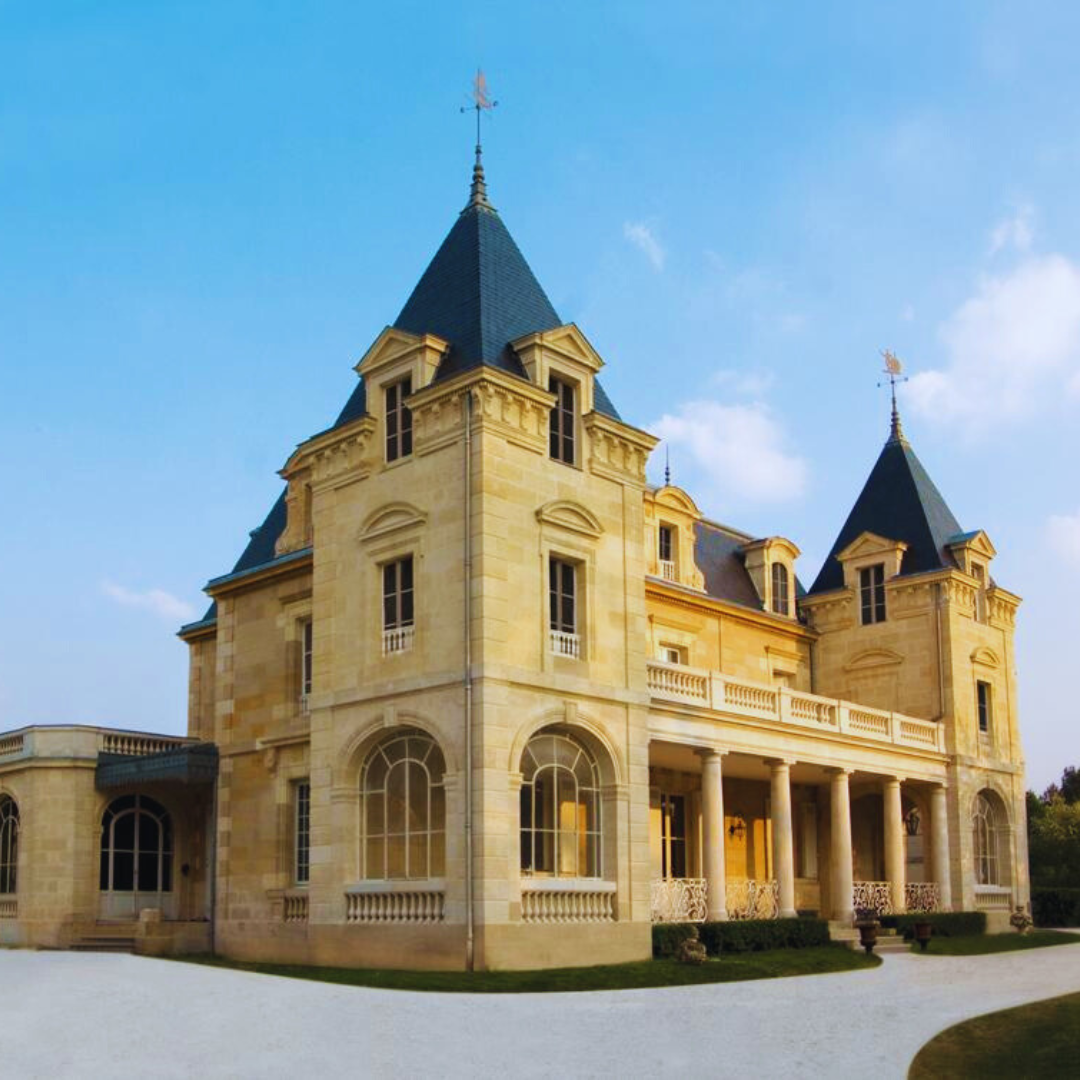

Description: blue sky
[2,2,1078,790]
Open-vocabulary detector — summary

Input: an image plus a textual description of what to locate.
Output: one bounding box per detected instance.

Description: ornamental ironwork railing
[904,882,941,913]
[650,878,707,923]
[726,879,780,920]
[853,881,893,916]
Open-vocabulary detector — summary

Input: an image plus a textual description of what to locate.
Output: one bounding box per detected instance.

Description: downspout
[934,582,946,721]
[208,777,218,955]
[464,389,475,971]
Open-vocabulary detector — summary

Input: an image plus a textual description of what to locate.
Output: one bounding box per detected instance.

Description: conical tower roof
[808,420,964,594]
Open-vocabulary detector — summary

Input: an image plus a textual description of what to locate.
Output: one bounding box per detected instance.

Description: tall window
[382,556,415,655]
[549,376,575,465]
[549,557,579,657]
[972,792,1002,886]
[0,796,18,895]
[658,525,676,580]
[99,795,172,895]
[361,731,445,880]
[300,618,313,709]
[385,377,413,462]
[660,793,686,879]
[771,562,790,616]
[520,730,601,878]
[976,680,992,734]
[859,564,886,625]
[294,780,311,885]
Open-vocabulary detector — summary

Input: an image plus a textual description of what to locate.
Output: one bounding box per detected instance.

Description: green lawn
[909,992,1080,1079]
[910,930,1080,956]
[176,944,878,993]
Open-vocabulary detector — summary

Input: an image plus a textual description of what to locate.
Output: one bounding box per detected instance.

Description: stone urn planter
[912,918,933,951]
[855,909,880,955]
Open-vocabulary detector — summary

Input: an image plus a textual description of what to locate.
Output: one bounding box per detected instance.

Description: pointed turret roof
[392,154,563,382]
[808,416,964,595]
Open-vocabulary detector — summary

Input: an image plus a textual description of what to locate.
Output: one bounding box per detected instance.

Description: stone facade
[0,168,1029,966]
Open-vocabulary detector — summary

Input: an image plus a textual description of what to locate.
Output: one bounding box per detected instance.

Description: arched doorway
[99,794,176,920]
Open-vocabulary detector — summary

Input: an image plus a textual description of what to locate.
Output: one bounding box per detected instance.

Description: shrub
[1032,888,1080,927]
[879,911,986,940]
[652,922,699,958]
[698,917,830,955]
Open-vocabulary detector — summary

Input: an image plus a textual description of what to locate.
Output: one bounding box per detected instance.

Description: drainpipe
[464,389,475,971]
[208,777,218,955]
[934,583,946,721]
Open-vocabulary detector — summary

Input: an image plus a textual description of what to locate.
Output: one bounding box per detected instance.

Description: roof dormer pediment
[356,327,448,386]
[652,485,702,520]
[836,531,908,564]
[947,530,997,561]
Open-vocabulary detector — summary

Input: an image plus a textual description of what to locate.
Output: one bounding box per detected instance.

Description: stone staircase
[71,924,138,954]
[828,920,909,954]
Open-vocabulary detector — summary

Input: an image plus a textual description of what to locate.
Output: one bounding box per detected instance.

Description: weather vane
[878,349,909,441]
[461,69,498,152]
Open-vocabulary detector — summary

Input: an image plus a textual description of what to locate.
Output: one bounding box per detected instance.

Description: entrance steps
[71,924,138,953]
[828,921,909,954]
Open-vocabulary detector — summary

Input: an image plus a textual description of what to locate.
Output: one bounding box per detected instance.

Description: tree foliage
[1027,766,1080,888]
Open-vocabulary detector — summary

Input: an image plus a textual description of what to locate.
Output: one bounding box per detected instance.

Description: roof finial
[879,349,909,444]
[664,444,671,486]
[461,69,497,211]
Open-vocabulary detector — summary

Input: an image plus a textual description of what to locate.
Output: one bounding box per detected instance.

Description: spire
[466,143,492,211]
[664,445,671,486]
[880,349,909,445]
[889,384,906,445]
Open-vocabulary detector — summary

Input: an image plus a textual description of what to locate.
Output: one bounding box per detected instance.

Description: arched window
[771,562,790,616]
[361,731,445,880]
[99,794,173,895]
[0,796,18,895]
[972,791,1004,886]
[520,730,601,879]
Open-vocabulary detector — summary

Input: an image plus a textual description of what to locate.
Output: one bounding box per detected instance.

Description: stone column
[930,784,953,911]
[700,749,728,921]
[883,777,906,914]
[768,759,797,918]
[829,768,854,922]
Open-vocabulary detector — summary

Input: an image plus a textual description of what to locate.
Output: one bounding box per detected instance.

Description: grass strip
[173,944,878,993]
[910,930,1080,956]
[909,992,1080,1079]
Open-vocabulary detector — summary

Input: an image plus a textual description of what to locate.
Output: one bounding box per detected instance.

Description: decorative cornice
[205,548,313,600]
[584,412,658,486]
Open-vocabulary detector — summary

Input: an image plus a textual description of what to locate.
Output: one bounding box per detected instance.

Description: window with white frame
[548,376,575,465]
[549,557,579,657]
[385,377,413,462]
[658,524,676,580]
[300,618,313,710]
[519,730,601,878]
[294,780,311,885]
[659,644,684,665]
[771,561,790,616]
[859,563,886,624]
[382,556,415,655]
[0,796,18,895]
[972,791,1003,886]
[360,731,445,880]
[976,680,992,735]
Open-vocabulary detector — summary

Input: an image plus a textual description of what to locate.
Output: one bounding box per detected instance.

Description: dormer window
[860,564,886,625]
[658,525,676,581]
[385,377,413,462]
[549,376,575,465]
[771,562,790,616]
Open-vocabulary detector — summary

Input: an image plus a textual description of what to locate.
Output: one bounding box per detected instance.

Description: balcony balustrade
[659,559,676,582]
[381,625,415,657]
[646,660,945,753]
[549,630,581,659]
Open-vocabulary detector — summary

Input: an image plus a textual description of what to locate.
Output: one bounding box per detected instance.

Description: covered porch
[648,740,952,925]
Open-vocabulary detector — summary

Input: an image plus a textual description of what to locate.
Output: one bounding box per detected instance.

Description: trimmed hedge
[653,918,830,958]
[1032,888,1080,928]
[879,911,986,940]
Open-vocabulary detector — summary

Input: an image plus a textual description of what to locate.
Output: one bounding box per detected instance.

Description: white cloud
[710,368,776,396]
[623,221,665,271]
[1048,510,1080,568]
[102,580,195,622]
[907,253,1080,436]
[651,400,807,504]
[989,204,1034,255]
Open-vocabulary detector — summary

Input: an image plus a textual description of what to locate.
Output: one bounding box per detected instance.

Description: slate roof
[808,428,964,595]
[188,168,627,630]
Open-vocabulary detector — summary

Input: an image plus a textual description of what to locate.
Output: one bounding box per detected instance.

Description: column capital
[881,774,906,788]
[696,747,728,762]
[763,757,796,769]
[824,766,854,779]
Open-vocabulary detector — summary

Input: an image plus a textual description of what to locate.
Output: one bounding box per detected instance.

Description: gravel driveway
[5,943,1080,1078]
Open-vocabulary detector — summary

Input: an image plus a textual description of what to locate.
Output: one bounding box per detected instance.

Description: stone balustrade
[283,892,309,923]
[0,734,25,758]
[521,879,615,923]
[974,885,1012,911]
[0,898,16,919]
[646,661,945,753]
[99,732,190,757]
[345,886,445,924]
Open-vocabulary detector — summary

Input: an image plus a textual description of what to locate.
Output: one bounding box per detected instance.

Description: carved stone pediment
[536,500,604,539]
[359,502,427,545]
